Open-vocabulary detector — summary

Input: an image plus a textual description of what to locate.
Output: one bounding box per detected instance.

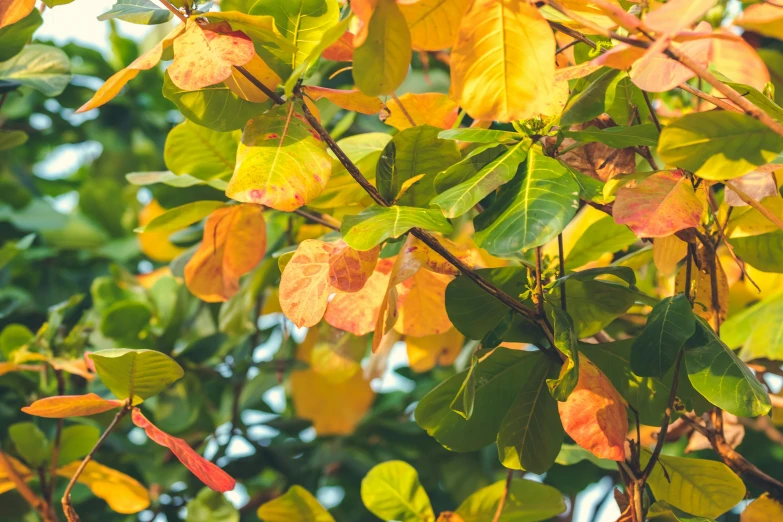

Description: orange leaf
[302,85,384,115]
[49,358,95,381]
[0,453,31,495]
[558,359,627,461]
[0,0,35,30]
[137,199,187,262]
[168,19,254,92]
[279,239,379,327]
[395,269,453,337]
[736,3,783,40]
[131,408,236,492]
[613,170,704,238]
[76,24,185,113]
[322,30,354,61]
[383,92,459,131]
[184,204,266,303]
[224,53,282,103]
[643,0,716,35]
[22,394,124,418]
[399,0,472,51]
[630,23,711,92]
[325,258,395,335]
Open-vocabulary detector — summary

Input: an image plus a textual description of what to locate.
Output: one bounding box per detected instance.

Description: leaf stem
[62,401,131,522]
[0,450,55,521]
[158,0,187,23]
[492,470,514,522]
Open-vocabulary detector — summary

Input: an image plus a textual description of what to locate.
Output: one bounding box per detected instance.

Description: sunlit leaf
[97,0,172,25]
[455,478,566,522]
[341,205,453,251]
[384,92,459,131]
[56,460,150,514]
[89,349,184,404]
[303,85,384,115]
[361,461,434,522]
[22,393,124,418]
[257,485,335,522]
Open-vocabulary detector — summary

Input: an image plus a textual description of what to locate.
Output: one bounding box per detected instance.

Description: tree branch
[0,450,55,521]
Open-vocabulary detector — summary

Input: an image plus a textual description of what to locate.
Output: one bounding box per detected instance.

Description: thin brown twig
[292,208,340,231]
[641,91,661,134]
[492,470,514,522]
[157,0,187,23]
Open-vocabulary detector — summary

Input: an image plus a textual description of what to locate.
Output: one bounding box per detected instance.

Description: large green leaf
[658,112,783,180]
[431,139,529,218]
[227,101,331,211]
[438,128,523,144]
[455,479,566,522]
[353,0,412,96]
[554,444,616,471]
[684,318,771,417]
[444,268,539,341]
[723,291,783,361]
[0,44,71,96]
[310,133,391,209]
[416,348,541,452]
[376,125,461,205]
[340,205,452,250]
[126,171,228,190]
[257,485,334,522]
[162,73,270,132]
[546,302,579,401]
[250,0,339,72]
[562,124,659,148]
[186,488,239,522]
[9,422,49,467]
[579,340,676,425]
[164,121,239,181]
[0,9,42,62]
[97,0,173,25]
[647,501,715,522]
[475,147,579,256]
[134,201,225,234]
[497,354,564,473]
[552,279,636,338]
[560,68,620,126]
[58,425,100,466]
[630,294,695,377]
[564,215,637,269]
[434,144,508,194]
[88,348,184,404]
[641,451,745,519]
[360,461,434,522]
[729,230,783,273]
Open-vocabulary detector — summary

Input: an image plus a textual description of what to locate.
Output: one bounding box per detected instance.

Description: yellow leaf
[383,92,459,131]
[450,0,555,122]
[743,495,783,521]
[224,53,282,103]
[302,86,384,115]
[77,25,184,113]
[406,328,463,372]
[0,0,35,30]
[227,101,331,211]
[353,0,412,96]
[737,3,783,41]
[291,331,375,435]
[184,204,266,302]
[325,258,396,336]
[168,20,255,91]
[395,268,453,337]
[653,235,687,276]
[57,460,150,514]
[311,327,366,384]
[399,0,472,51]
[138,200,187,262]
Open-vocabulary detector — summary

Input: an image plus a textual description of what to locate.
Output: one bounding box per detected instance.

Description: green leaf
[455,479,566,522]
[684,318,771,417]
[376,125,461,205]
[723,291,783,360]
[717,71,783,122]
[450,355,477,420]
[475,147,579,256]
[89,348,184,404]
[353,0,412,96]
[9,422,50,467]
[340,205,452,251]
[438,128,523,144]
[0,233,35,270]
[564,215,637,269]
[153,374,202,434]
[134,201,225,234]
[162,73,270,132]
[579,339,676,425]
[605,74,650,126]
[250,0,340,72]
[560,68,621,126]
[257,485,334,522]
[434,144,507,193]
[658,112,783,180]
[554,444,616,471]
[360,461,434,522]
[432,139,529,218]
[641,451,745,519]
[729,230,783,273]
[567,166,610,205]
[0,129,28,151]
[0,323,33,359]
[497,354,563,473]
[546,302,579,401]
[311,133,391,209]
[186,488,239,522]
[97,0,173,25]
[562,123,659,148]
[552,279,635,338]
[58,425,100,466]
[99,300,152,343]
[126,171,228,191]
[416,348,542,452]
[445,268,538,341]
[227,100,332,211]
[647,501,715,522]
[0,44,71,97]
[164,120,239,181]
[0,9,42,62]
[631,294,695,377]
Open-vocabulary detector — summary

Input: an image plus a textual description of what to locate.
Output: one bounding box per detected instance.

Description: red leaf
[22,394,124,418]
[558,359,628,462]
[131,409,235,492]
[322,30,354,62]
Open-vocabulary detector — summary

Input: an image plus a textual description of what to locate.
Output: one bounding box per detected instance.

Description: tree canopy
[3,0,783,521]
